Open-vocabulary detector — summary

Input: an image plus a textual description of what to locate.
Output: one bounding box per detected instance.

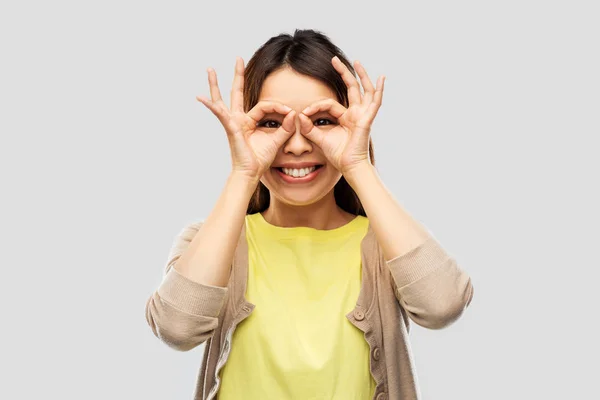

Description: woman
[145,29,474,400]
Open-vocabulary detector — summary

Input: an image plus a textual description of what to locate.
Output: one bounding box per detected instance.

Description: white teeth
[282,166,316,177]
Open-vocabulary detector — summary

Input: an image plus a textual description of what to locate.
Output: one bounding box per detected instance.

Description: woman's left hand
[299,56,385,176]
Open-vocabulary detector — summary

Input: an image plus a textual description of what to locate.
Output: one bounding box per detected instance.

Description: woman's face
[257,67,342,206]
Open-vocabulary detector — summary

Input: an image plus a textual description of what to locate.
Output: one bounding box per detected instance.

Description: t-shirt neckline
[251,211,364,240]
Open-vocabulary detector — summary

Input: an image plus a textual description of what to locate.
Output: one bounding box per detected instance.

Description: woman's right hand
[196,57,297,182]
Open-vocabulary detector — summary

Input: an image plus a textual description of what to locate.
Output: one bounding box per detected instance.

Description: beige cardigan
[145,218,474,400]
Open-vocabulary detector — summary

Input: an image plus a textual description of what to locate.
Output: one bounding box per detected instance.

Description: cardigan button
[242,305,252,313]
[373,347,381,361]
[353,309,365,321]
[376,392,387,400]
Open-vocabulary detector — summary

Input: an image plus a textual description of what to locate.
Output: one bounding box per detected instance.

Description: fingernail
[284,105,292,111]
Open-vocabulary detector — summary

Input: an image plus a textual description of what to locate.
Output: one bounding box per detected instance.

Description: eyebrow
[259,96,334,103]
[260,109,337,119]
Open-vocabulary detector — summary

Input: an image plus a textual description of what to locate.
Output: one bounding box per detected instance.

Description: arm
[345,163,474,330]
[173,172,258,287]
[147,55,299,350]
[145,172,259,351]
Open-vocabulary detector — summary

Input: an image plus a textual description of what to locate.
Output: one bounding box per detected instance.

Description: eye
[257,120,281,129]
[315,118,335,126]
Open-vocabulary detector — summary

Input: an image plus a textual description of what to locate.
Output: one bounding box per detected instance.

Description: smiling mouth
[275,165,324,178]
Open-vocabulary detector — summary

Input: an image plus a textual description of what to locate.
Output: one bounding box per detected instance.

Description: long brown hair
[244,29,376,216]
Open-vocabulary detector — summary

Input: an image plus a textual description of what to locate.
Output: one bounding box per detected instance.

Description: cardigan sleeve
[386,236,474,330]
[145,221,229,351]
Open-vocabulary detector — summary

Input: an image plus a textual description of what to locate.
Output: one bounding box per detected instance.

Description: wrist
[229,170,260,191]
[343,161,375,187]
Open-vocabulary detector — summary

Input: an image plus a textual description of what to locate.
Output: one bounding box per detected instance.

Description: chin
[272,192,326,207]
[266,183,328,206]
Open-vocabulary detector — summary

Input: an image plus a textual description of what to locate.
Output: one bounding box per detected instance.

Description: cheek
[324,166,343,185]
[258,169,277,191]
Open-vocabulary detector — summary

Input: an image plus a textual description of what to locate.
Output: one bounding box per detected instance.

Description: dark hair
[244,29,376,216]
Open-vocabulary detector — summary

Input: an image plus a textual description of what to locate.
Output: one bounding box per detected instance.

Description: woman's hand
[298,56,385,176]
[196,57,297,182]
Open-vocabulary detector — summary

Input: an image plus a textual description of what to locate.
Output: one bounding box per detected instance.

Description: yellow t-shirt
[218,212,376,400]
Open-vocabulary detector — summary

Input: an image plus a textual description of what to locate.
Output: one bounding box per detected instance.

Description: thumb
[299,113,324,146]
[272,110,296,147]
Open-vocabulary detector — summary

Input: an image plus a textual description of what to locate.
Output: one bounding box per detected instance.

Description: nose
[282,114,312,156]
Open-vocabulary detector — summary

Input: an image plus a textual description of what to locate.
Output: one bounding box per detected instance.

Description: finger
[280,109,297,133]
[354,60,375,105]
[364,76,385,124]
[299,110,314,133]
[196,95,218,114]
[374,75,385,105]
[207,68,223,103]
[301,98,346,119]
[272,110,297,145]
[196,95,227,125]
[247,101,292,123]
[332,56,361,106]
[230,57,244,112]
[298,113,325,147]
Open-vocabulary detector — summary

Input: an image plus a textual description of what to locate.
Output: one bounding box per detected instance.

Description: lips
[278,165,320,176]
[273,164,324,184]
[275,162,324,169]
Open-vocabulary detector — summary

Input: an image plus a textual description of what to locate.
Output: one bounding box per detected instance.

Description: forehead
[258,67,337,107]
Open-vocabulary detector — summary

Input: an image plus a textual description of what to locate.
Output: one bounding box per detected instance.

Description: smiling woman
[242,37,378,220]
[145,28,474,400]
[252,66,361,212]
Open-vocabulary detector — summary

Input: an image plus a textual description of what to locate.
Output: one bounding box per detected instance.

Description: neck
[261,191,354,230]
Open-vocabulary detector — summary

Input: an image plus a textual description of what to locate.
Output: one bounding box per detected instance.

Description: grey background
[1,0,598,399]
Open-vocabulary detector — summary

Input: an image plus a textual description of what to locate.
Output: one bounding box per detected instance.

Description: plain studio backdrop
[1,0,598,399]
